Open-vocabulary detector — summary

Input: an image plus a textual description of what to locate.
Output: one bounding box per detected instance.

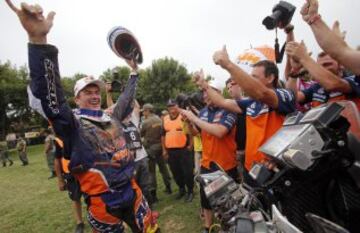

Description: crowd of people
[5,0,360,232]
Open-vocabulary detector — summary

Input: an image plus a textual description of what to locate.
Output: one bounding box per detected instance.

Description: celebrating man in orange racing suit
[6,1,154,232]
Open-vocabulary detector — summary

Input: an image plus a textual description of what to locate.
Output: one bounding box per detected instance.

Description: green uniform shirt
[141,114,162,147]
[16,139,27,152]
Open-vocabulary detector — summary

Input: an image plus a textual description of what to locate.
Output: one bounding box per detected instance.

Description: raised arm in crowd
[301,0,360,75]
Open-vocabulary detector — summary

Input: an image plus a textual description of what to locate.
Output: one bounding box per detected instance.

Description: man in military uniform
[141,103,172,202]
[0,144,13,167]
[43,128,56,179]
[16,137,29,166]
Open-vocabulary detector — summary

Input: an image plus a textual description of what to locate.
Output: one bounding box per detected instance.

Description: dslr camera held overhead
[262,1,296,30]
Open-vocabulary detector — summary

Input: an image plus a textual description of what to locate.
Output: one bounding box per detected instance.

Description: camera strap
[274,28,286,64]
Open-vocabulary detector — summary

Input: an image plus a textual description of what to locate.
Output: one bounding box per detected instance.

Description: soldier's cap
[141,103,154,111]
[166,99,177,107]
[74,76,105,97]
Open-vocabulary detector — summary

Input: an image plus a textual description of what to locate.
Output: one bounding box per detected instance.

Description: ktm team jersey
[199,107,237,171]
[344,75,360,110]
[27,44,152,232]
[236,89,296,171]
[302,75,360,110]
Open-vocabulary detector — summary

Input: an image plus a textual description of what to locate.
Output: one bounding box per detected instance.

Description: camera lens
[262,10,282,30]
[110,80,122,92]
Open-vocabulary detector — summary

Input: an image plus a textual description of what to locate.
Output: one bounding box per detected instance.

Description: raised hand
[300,0,319,24]
[290,57,303,71]
[213,45,231,69]
[5,0,55,44]
[193,69,208,90]
[286,41,309,63]
[125,59,138,72]
[179,108,197,122]
[332,21,346,40]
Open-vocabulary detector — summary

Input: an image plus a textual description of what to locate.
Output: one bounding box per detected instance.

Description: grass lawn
[0,145,203,233]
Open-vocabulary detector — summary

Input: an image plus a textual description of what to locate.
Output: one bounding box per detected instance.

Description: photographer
[301,0,360,75]
[179,79,238,233]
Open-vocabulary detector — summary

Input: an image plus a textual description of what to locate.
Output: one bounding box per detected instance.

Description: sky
[1,0,360,87]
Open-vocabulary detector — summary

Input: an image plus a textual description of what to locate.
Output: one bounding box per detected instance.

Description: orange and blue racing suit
[27,43,153,233]
[301,75,360,110]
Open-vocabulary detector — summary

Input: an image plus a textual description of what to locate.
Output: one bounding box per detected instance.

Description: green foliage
[0,61,45,139]
[99,66,132,107]
[1,56,202,136]
[60,73,86,108]
[222,87,231,99]
[137,57,197,111]
[100,66,131,84]
[97,58,198,112]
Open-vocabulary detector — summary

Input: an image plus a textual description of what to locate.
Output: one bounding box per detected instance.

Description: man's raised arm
[193,70,242,114]
[6,0,55,44]
[301,0,360,75]
[286,41,353,94]
[213,46,280,109]
[112,61,139,122]
[7,0,78,155]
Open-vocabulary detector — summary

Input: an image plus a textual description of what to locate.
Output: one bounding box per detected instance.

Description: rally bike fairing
[198,101,360,233]
[255,101,360,232]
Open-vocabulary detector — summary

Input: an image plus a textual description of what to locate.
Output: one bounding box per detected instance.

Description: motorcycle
[197,101,360,233]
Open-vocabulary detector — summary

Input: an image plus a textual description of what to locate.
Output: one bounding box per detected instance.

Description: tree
[61,73,87,108]
[98,66,132,108]
[0,57,204,139]
[0,61,45,139]
[137,57,197,111]
[100,66,131,84]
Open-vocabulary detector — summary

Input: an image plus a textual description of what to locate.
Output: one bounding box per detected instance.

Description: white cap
[74,76,105,97]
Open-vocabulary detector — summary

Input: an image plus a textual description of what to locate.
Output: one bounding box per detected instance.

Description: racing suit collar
[78,108,103,118]
[75,108,112,123]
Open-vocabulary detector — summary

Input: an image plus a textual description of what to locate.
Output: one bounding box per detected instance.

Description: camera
[107,70,125,93]
[109,80,122,92]
[262,1,296,30]
[175,91,205,113]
